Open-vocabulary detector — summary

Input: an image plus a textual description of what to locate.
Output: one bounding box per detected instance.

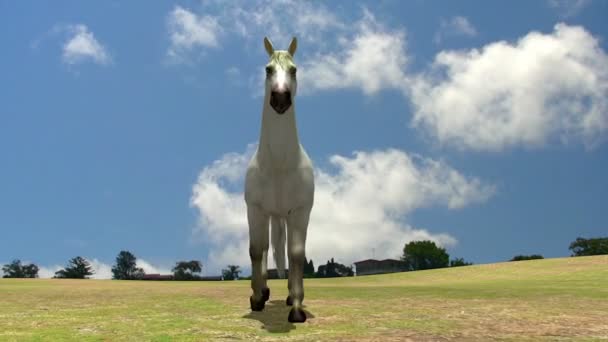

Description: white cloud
[190,145,254,246]
[410,23,608,151]
[450,16,477,37]
[298,10,409,95]
[226,66,247,87]
[164,5,608,151]
[547,0,590,17]
[226,66,240,76]
[136,259,172,275]
[172,5,407,97]
[208,0,343,45]
[37,264,63,279]
[62,24,111,65]
[166,1,343,64]
[190,145,494,274]
[88,259,113,279]
[166,6,221,62]
[36,258,111,279]
[434,16,477,44]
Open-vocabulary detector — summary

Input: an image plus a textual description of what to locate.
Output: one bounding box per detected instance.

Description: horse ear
[264,37,274,56]
[287,37,297,56]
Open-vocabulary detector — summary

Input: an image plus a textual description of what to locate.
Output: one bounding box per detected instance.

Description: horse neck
[258,99,300,170]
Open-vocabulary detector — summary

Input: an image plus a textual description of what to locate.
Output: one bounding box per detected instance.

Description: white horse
[244,36,314,323]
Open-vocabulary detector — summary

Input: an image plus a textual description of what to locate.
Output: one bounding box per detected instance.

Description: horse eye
[290,67,297,76]
[265,66,274,76]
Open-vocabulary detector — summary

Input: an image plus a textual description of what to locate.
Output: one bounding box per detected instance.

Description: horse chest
[245,159,313,217]
[259,171,298,215]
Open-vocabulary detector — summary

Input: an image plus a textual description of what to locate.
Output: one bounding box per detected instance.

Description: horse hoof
[262,287,270,302]
[250,296,265,311]
[286,296,293,306]
[288,307,306,323]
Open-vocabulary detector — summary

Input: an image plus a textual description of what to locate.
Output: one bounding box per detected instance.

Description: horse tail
[271,216,286,279]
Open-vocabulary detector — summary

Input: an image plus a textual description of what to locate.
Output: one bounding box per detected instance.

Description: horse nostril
[270,90,292,114]
[271,91,290,100]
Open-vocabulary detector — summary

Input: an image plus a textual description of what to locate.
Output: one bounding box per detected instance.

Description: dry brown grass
[0,255,607,341]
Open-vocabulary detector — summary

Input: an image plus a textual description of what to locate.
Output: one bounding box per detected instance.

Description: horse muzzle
[270,90,292,114]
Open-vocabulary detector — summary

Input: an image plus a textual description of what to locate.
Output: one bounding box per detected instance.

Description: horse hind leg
[286,255,293,306]
[270,216,292,305]
[271,216,286,279]
[248,205,270,311]
[262,249,270,302]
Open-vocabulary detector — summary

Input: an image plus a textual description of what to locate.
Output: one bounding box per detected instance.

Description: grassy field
[1,256,607,341]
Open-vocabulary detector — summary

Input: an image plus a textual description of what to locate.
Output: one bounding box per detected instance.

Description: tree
[2,260,25,278]
[569,237,608,256]
[22,263,39,278]
[172,260,202,280]
[450,258,473,267]
[316,258,353,278]
[303,257,315,277]
[111,251,145,280]
[401,240,449,271]
[510,254,544,261]
[54,256,94,279]
[222,265,241,280]
[2,260,39,278]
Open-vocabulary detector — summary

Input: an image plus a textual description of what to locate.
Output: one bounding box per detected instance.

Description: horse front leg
[248,205,270,311]
[286,207,310,322]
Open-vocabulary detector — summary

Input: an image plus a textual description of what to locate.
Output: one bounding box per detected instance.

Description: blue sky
[1,1,607,278]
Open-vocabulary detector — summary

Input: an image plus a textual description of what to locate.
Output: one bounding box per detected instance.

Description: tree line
[3,236,607,278]
[0,251,238,280]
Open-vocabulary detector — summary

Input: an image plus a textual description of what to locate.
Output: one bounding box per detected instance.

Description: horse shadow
[242,300,315,333]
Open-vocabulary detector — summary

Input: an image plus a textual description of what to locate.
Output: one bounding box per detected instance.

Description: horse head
[264,37,298,115]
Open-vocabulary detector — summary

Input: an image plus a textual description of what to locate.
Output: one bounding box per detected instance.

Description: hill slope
[1,255,606,341]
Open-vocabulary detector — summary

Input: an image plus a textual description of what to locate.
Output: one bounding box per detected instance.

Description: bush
[510,255,544,261]
[450,258,473,267]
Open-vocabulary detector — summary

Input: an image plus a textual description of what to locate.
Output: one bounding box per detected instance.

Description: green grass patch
[1,255,606,341]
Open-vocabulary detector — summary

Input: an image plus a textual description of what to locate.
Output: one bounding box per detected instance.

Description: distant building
[141,274,174,281]
[353,259,408,276]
